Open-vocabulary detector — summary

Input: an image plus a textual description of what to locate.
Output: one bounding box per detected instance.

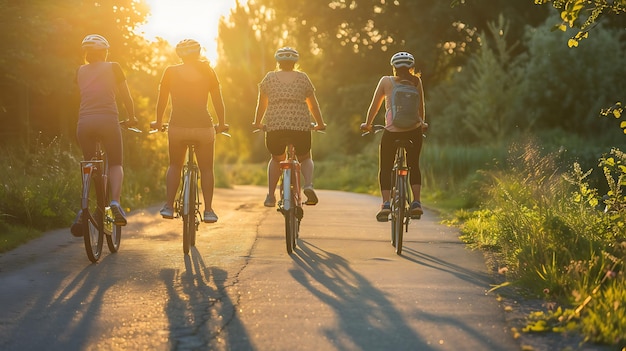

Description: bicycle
[362,124,416,255]
[151,124,230,255]
[72,120,142,263]
[254,125,323,254]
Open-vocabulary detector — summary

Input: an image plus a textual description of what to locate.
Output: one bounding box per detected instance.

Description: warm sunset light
[137,0,244,63]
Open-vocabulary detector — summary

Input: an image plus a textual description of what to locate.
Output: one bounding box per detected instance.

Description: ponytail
[394,66,420,86]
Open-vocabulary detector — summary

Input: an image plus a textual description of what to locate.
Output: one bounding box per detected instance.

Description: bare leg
[196,143,216,212]
[165,137,187,209]
[165,164,182,208]
[267,156,283,200]
[109,165,124,203]
[299,153,314,188]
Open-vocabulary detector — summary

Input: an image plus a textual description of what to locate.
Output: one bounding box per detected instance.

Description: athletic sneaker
[110,202,127,226]
[264,194,276,207]
[303,186,319,205]
[203,210,218,223]
[410,201,423,219]
[376,202,391,222]
[160,204,175,219]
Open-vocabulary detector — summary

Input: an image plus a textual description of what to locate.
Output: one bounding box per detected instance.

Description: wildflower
[605,270,617,279]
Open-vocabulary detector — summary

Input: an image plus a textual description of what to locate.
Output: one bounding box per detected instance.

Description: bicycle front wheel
[83,175,104,263]
[104,205,122,253]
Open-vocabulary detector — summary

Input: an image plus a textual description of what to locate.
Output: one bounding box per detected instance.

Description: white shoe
[160,204,174,219]
[203,210,218,223]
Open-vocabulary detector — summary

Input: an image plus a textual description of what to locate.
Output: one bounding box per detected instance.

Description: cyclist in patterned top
[151,39,228,223]
[253,47,326,207]
[73,34,137,232]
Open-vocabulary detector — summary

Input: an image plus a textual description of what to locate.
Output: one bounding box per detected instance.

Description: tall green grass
[459,141,625,347]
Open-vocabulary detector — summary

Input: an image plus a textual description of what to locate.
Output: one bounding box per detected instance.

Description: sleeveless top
[258,71,315,132]
[77,62,125,119]
[159,63,219,128]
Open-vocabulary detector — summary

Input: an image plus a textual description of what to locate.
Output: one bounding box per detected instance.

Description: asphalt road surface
[0,186,521,351]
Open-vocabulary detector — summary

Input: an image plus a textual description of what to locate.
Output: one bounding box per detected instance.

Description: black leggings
[379,128,423,191]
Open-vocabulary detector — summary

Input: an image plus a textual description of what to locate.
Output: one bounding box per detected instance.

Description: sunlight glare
[138,0,244,63]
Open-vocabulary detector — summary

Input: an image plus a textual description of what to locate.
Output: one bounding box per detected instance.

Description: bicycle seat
[394,139,413,149]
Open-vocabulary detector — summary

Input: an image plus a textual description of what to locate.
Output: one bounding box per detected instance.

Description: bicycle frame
[76,121,139,262]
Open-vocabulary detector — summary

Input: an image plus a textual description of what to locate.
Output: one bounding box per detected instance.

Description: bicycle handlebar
[252,123,326,134]
[119,119,143,133]
[360,124,385,136]
[149,123,231,137]
[361,124,427,138]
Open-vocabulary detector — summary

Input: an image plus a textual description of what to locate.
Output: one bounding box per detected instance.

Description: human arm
[361,76,387,131]
[416,76,428,132]
[117,81,136,126]
[150,68,170,130]
[209,83,228,133]
[253,89,268,130]
[112,63,137,126]
[305,93,326,131]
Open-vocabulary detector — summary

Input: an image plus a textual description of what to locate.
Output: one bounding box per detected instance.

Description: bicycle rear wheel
[392,175,406,255]
[83,174,104,263]
[189,167,198,248]
[182,169,193,255]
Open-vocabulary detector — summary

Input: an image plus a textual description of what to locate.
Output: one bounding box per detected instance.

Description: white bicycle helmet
[390,51,415,68]
[275,47,299,62]
[176,39,201,58]
[81,34,110,50]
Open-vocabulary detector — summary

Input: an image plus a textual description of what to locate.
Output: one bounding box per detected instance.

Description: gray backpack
[390,78,421,128]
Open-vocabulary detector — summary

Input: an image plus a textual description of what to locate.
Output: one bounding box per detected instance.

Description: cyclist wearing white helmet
[253,46,326,207]
[360,51,428,221]
[73,34,137,229]
[151,39,228,223]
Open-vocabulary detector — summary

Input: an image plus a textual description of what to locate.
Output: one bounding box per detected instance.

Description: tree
[0,0,152,142]
[532,0,626,47]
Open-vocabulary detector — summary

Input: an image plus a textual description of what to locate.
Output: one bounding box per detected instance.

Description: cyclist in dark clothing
[361,51,428,222]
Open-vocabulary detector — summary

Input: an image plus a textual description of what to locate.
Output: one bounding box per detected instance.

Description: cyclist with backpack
[360,51,428,222]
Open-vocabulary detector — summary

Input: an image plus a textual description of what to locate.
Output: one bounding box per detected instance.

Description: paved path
[0,186,519,350]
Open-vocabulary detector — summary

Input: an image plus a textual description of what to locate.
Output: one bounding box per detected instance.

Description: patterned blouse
[259,71,315,132]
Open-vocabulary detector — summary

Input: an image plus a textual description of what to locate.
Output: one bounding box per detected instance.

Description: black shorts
[266,130,311,156]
